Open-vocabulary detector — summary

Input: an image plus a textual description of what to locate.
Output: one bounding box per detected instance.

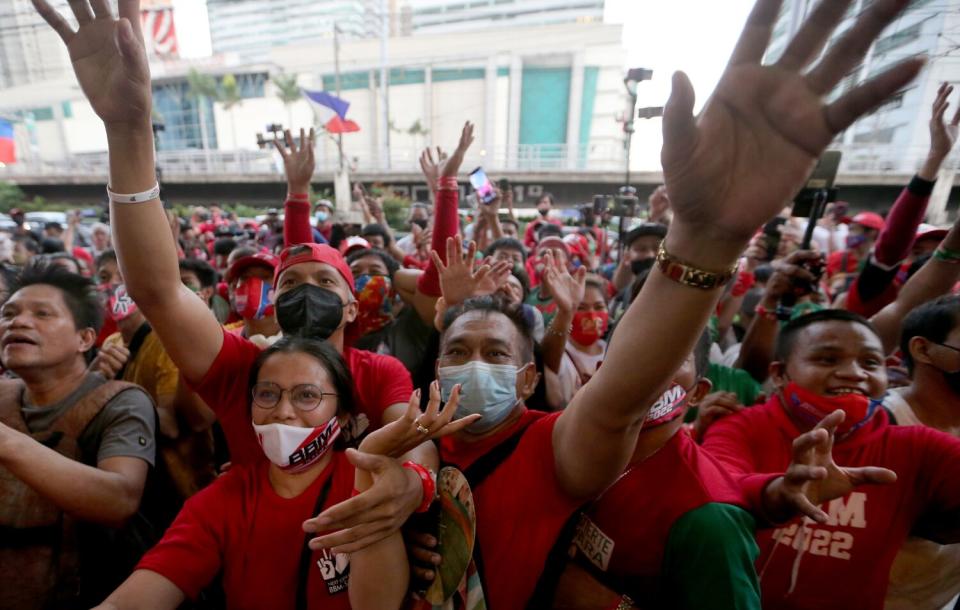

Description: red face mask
[102,283,138,322]
[780,381,880,439]
[231,277,275,321]
[644,383,688,428]
[571,310,609,347]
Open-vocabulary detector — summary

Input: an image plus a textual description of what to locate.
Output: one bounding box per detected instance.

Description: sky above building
[172,0,759,170]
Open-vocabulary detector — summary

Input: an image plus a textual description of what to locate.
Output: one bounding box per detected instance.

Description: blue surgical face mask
[316,211,329,223]
[439,361,521,434]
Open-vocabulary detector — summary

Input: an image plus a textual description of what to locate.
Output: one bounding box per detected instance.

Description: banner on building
[140,0,179,58]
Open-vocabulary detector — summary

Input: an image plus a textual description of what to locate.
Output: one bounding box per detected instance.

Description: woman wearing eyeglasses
[93,336,472,610]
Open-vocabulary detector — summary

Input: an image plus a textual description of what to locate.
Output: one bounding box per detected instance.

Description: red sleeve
[416,187,459,297]
[283,193,313,248]
[873,176,935,268]
[701,410,782,517]
[188,328,262,463]
[346,349,413,429]
[523,221,540,250]
[136,475,233,599]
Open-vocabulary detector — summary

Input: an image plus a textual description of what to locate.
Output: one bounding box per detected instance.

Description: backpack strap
[117,323,152,380]
[52,380,145,442]
[458,416,538,606]
[0,379,27,434]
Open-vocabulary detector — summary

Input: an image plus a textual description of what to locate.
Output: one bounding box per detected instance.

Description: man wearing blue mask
[313,200,334,244]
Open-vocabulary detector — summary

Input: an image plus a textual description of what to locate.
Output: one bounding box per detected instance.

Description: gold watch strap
[655,242,738,290]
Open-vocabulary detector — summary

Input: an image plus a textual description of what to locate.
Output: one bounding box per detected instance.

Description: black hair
[900,294,960,374]
[537,223,563,241]
[624,223,668,248]
[44,221,63,232]
[442,295,535,363]
[249,336,356,434]
[510,265,531,300]
[179,258,217,288]
[347,247,399,278]
[12,262,103,334]
[40,237,65,254]
[360,223,392,248]
[538,192,556,206]
[775,309,878,362]
[13,235,40,254]
[584,277,608,304]
[502,217,520,229]
[40,252,82,274]
[213,238,238,257]
[95,249,117,270]
[485,237,528,263]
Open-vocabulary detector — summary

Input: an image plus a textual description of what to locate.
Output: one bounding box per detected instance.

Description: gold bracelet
[655,242,738,290]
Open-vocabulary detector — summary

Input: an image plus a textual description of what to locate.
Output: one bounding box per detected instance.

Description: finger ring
[414,417,429,435]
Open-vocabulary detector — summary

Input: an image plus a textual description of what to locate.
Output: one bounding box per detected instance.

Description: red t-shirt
[193,328,413,464]
[137,453,354,608]
[583,430,746,592]
[702,397,960,610]
[439,409,581,609]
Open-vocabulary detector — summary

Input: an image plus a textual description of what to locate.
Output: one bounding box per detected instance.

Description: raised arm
[276,127,317,247]
[33,0,223,384]
[871,214,960,354]
[551,0,923,500]
[849,84,958,311]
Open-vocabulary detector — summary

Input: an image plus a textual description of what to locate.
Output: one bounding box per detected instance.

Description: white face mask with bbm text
[253,416,340,473]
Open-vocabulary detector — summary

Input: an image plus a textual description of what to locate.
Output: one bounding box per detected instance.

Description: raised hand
[273,128,315,194]
[764,410,897,523]
[440,122,475,179]
[762,249,822,302]
[419,148,444,193]
[923,83,960,177]
[33,0,151,128]
[88,342,130,380]
[540,250,587,314]
[432,235,510,306]
[692,391,743,442]
[662,0,923,256]
[358,381,479,458]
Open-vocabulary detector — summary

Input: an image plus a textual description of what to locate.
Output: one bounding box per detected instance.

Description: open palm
[663,0,923,243]
[33,0,152,127]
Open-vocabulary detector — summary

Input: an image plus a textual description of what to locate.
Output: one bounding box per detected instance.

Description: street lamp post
[622,68,653,190]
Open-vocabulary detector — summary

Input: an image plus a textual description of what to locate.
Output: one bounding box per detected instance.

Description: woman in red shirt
[93,336,469,610]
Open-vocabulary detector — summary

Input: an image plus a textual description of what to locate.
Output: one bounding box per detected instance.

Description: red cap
[225,252,279,284]
[915,223,948,243]
[851,212,885,232]
[537,235,570,255]
[343,236,371,257]
[275,243,355,293]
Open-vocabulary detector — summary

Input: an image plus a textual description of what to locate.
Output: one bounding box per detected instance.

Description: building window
[853,124,903,144]
[874,21,922,56]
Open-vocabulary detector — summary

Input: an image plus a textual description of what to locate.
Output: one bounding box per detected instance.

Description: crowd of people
[3,0,960,608]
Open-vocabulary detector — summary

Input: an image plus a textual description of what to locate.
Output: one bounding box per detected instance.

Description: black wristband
[908,174,936,197]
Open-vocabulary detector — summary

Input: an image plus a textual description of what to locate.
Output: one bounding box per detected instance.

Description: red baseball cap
[225,252,279,284]
[851,212,885,232]
[275,243,356,293]
[915,223,948,244]
[537,236,570,255]
[343,236,372,257]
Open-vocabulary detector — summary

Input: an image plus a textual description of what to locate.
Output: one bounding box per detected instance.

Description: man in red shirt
[550,332,762,609]
[522,193,563,250]
[702,309,960,610]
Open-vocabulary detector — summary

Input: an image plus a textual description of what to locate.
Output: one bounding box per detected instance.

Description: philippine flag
[303,90,361,134]
[0,120,15,164]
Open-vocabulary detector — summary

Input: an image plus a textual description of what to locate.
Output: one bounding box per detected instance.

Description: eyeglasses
[251,382,337,412]
[937,342,960,354]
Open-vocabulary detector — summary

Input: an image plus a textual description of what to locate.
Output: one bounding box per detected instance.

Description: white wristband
[107,183,161,204]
